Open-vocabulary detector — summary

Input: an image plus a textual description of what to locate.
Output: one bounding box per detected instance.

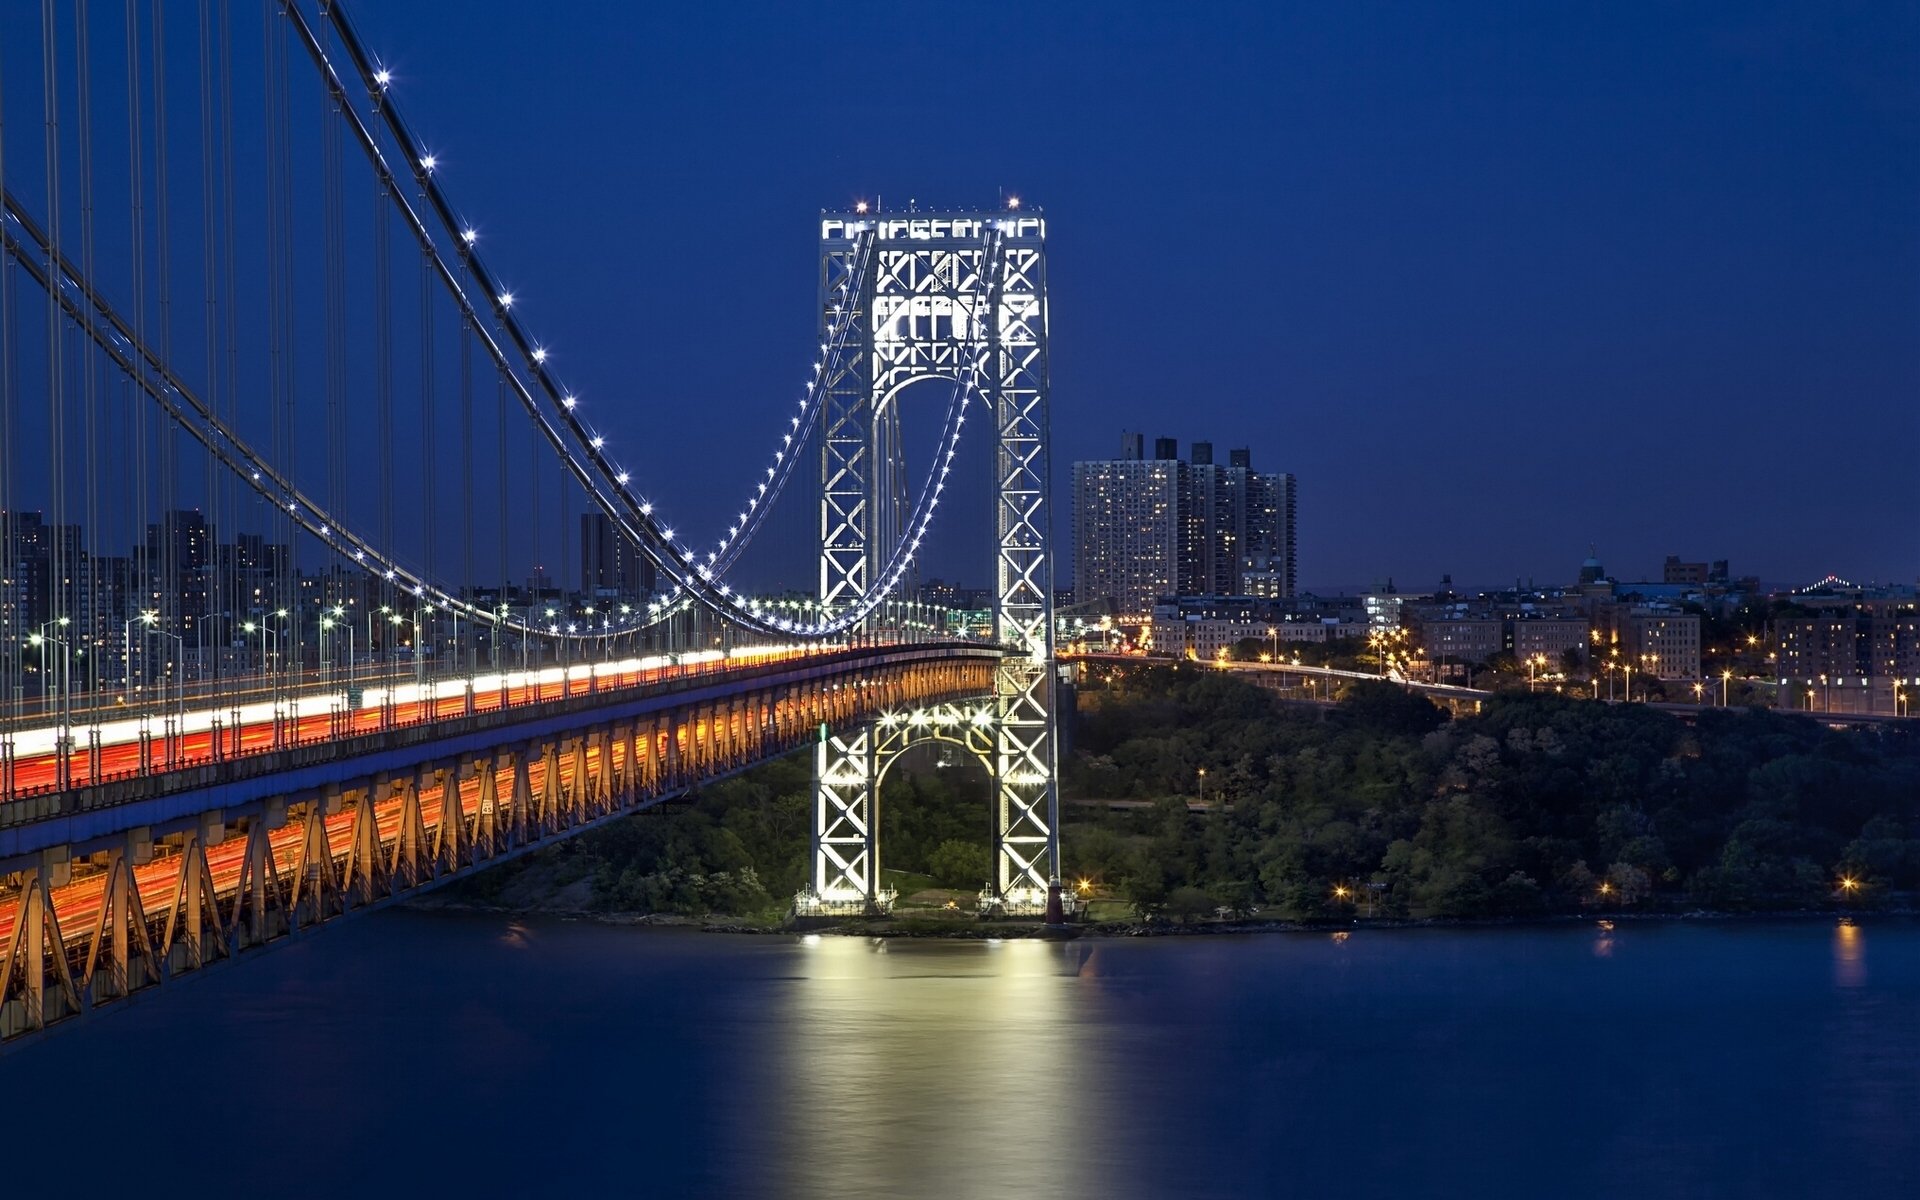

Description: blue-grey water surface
[5,913,1916,1198]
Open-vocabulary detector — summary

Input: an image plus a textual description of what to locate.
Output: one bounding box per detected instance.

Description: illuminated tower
[809,207,1061,917]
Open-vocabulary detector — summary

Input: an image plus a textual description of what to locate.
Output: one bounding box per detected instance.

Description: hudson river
[6,914,1916,1197]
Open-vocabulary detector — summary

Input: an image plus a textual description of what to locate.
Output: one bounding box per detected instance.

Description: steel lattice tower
[810,210,1060,918]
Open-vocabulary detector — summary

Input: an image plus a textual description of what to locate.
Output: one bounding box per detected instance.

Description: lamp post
[1721,669,1733,707]
[122,608,159,701]
[320,611,355,694]
[1197,766,1207,806]
[33,617,72,719]
[146,625,185,758]
[29,621,73,786]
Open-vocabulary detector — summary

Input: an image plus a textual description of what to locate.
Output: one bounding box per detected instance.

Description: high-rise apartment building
[580,511,657,600]
[1244,470,1297,598]
[1072,434,1297,612]
[1071,457,1186,616]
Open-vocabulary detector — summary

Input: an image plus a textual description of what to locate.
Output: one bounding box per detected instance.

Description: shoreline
[404,896,1916,939]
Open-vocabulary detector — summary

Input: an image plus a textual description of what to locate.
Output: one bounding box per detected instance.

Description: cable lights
[301,9,1002,639]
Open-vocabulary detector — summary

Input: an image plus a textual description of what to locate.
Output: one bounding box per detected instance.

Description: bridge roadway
[0,640,1001,1045]
[1067,652,1911,728]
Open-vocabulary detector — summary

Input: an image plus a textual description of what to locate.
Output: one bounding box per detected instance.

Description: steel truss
[801,700,999,914]
[809,212,1060,918]
[1,648,997,1046]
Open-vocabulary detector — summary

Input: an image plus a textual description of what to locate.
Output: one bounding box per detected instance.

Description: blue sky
[12,1,1912,594]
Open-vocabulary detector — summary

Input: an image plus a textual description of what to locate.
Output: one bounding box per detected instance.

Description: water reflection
[1833,919,1864,988]
[766,936,1111,1200]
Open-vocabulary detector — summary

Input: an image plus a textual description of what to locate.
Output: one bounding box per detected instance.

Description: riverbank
[405,892,1916,940]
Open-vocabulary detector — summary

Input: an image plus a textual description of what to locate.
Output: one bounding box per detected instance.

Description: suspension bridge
[0,1,1062,1044]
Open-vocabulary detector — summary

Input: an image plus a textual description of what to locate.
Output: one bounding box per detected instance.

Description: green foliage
[452,743,998,918]
[1067,664,1920,919]
[926,839,991,889]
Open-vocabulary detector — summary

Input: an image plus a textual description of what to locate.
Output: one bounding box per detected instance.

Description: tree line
[1064,665,1920,918]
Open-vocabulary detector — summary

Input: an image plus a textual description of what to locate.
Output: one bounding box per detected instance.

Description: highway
[2,645,817,799]
[0,651,758,948]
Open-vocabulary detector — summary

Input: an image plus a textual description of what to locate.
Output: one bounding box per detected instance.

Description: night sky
[357,1,1917,592]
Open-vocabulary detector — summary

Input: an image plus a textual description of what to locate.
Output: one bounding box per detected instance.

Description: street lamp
[320,610,355,695]
[28,620,74,785]
[122,608,159,700]
[145,624,186,749]
[32,617,72,720]
[1721,669,1733,707]
[1197,766,1207,805]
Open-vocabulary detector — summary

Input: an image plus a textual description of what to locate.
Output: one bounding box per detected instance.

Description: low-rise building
[1623,611,1702,680]
[1511,617,1591,667]
[1417,616,1505,665]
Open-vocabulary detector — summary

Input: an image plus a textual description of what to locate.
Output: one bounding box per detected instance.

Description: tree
[1339,680,1448,737]
[926,839,991,890]
[1166,885,1215,923]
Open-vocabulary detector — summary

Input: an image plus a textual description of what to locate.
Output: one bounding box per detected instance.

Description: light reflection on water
[1834,918,1865,988]
[762,936,1111,1200]
[2,916,1915,1198]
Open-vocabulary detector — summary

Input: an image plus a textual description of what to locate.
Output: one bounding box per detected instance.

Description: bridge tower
[805,209,1061,919]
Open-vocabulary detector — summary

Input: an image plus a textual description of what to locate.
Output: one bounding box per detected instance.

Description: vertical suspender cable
[76,0,103,699]
[460,311,474,670]
[153,0,184,687]
[272,4,297,682]
[529,410,540,662]
[321,13,347,631]
[259,0,284,692]
[198,0,224,696]
[495,368,507,670]
[373,100,392,672]
[0,15,16,759]
[259,1,295,688]
[419,184,435,678]
[219,0,240,694]
[41,0,68,725]
[123,0,148,699]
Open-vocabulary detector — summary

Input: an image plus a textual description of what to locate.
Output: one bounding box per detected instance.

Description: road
[2,646,810,797]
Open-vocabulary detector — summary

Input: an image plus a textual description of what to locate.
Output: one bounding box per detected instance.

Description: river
[4,914,1916,1197]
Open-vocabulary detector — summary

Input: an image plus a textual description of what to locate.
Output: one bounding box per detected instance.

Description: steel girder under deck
[0,647,998,1047]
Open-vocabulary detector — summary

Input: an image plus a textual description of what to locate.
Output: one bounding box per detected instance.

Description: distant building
[1777,613,1920,680]
[1510,616,1591,666]
[1071,457,1185,617]
[1662,555,1709,585]
[580,512,656,600]
[1072,434,1297,613]
[1364,589,1403,632]
[1416,616,1505,665]
[1622,612,1702,680]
